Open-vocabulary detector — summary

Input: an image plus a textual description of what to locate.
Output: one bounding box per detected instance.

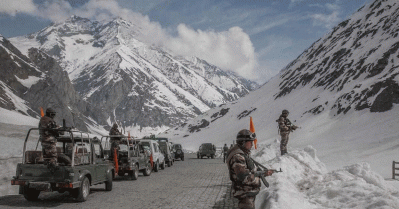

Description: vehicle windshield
[158,142,167,152]
[119,144,128,152]
[141,142,151,151]
[173,144,182,149]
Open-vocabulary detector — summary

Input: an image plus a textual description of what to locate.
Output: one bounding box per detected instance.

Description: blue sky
[0,0,371,84]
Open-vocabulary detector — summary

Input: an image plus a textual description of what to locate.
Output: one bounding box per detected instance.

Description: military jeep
[102,136,152,179]
[11,128,114,202]
[172,143,184,161]
[197,143,216,159]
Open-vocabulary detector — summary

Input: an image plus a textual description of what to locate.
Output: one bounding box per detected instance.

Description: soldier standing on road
[223,144,229,163]
[277,109,298,156]
[226,129,273,209]
[39,108,59,170]
[109,123,122,160]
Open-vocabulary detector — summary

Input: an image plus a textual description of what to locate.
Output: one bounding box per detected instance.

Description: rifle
[250,157,282,188]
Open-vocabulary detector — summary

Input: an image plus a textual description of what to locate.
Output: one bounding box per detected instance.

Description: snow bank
[253,141,399,209]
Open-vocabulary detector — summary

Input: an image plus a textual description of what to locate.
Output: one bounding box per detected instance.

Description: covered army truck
[102,136,152,179]
[11,128,114,202]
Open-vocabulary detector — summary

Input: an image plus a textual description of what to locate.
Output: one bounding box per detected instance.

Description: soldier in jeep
[38,108,59,169]
[109,123,123,160]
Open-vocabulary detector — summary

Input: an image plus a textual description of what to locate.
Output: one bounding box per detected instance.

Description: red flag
[40,107,44,117]
[250,117,257,149]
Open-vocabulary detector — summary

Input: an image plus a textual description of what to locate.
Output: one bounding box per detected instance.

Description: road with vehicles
[0,154,238,209]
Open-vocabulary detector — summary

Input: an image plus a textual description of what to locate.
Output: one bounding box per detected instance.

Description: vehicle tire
[167,161,171,167]
[182,156,184,161]
[74,176,90,202]
[105,172,113,191]
[197,154,199,159]
[153,161,159,172]
[23,186,40,201]
[211,155,215,159]
[201,155,203,159]
[129,164,139,180]
[143,163,152,176]
[160,160,166,170]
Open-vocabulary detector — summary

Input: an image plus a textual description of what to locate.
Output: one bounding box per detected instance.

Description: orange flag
[40,107,44,117]
[250,116,257,149]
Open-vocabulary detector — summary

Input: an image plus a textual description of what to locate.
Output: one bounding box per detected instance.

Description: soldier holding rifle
[226,129,280,209]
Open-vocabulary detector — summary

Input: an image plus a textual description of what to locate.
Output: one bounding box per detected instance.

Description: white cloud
[310,11,340,28]
[0,0,37,16]
[310,2,341,29]
[166,25,258,79]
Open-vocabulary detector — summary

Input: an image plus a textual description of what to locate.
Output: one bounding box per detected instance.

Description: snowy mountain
[159,0,399,179]
[9,16,258,136]
[0,34,103,131]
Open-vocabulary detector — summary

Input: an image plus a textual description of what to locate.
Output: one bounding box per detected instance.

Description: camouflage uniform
[226,144,261,209]
[278,112,297,155]
[39,114,58,165]
[223,144,229,163]
[109,124,122,160]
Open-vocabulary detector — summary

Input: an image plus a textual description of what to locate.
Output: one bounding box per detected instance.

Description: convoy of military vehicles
[10,127,190,202]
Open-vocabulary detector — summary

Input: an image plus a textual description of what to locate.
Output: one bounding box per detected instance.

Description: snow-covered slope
[9,16,258,137]
[159,0,399,179]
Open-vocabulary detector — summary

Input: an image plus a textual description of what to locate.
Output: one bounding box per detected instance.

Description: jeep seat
[25,151,43,164]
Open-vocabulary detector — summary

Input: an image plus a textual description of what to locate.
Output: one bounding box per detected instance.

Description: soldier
[109,123,122,160]
[277,109,298,155]
[39,108,59,170]
[223,143,229,163]
[226,129,273,209]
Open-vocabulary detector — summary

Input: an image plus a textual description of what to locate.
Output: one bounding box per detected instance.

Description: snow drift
[253,141,399,209]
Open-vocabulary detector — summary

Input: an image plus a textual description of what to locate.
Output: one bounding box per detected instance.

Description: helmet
[282,109,289,114]
[46,108,56,118]
[236,129,256,143]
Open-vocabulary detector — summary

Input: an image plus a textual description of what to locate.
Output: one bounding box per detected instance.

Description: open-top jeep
[102,136,152,180]
[11,128,114,202]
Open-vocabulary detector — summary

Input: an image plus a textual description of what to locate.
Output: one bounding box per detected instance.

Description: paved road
[0,154,238,209]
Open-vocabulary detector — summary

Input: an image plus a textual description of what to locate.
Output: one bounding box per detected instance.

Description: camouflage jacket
[278,115,297,134]
[226,144,261,198]
[109,127,122,141]
[38,115,58,141]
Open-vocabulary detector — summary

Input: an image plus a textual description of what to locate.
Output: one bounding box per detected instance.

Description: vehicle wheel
[143,163,152,176]
[160,160,166,170]
[105,172,113,191]
[211,155,215,159]
[167,161,171,167]
[197,154,199,159]
[182,156,184,161]
[201,155,203,159]
[23,186,40,201]
[129,164,139,180]
[74,176,90,202]
[153,161,159,172]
